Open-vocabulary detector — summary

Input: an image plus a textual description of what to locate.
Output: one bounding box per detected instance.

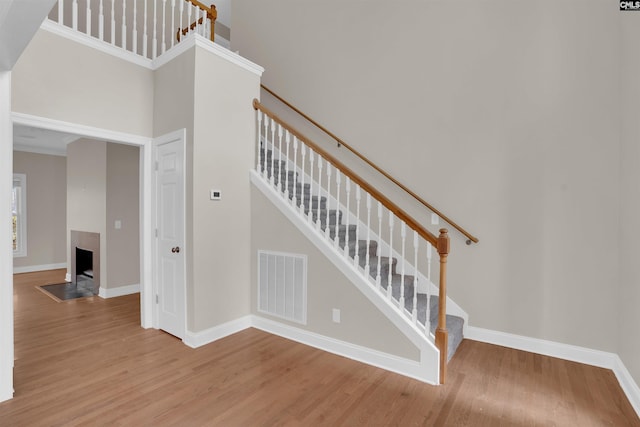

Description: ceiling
[13,125,81,156]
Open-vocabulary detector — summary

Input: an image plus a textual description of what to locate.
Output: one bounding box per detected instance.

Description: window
[12,174,26,257]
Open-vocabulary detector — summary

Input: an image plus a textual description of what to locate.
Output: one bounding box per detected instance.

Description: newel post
[436,228,450,384]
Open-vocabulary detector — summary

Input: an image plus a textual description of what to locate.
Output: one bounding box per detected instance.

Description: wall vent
[258,250,307,324]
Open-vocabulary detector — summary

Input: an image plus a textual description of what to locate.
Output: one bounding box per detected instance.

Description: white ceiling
[13,125,81,156]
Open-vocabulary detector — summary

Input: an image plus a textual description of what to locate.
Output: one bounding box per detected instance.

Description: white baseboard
[613,355,640,418]
[98,283,140,299]
[466,326,640,418]
[13,263,66,274]
[251,315,437,385]
[179,313,436,384]
[183,316,253,349]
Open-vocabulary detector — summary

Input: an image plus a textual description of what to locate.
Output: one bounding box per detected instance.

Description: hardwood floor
[1,269,638,426]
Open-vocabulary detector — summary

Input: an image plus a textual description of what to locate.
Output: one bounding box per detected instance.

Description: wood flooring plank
[0,270,638,426]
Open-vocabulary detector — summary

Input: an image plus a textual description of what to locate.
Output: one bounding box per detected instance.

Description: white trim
[12,173,27,258]
[613,355,640,418]
[193,34,264,77]
[9,112,153,338]
[183,316,253,348]
[13,144,66,157]
[465,326,616,368]
[0,71,14,403]
[181,314,437,385]
[98,283,140,299]
[466,326,640,418]
[252,315,437,385]
[65,272,71,282]
[11,113,151,146]
[40,20,154,69]
[13,263,66,274]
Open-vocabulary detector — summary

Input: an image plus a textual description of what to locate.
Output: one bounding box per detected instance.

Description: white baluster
[284,131,291,200]
[132,0,138,54]
[354,185,361,267]
[110,0,115,45]
[400,222,407,311]
[72,0,78,30]
[365,193,372,278]
[187,3,192,37]
[291,136,299,208]
[170,0,176,49]
[261,115,269,179]
[269,118,276,185]
[142,0,148,57]
[412,231,419,324]
[316,156,323,231]
[99,0,104,40]
[256,110,262,172]
[178,0,184,42]
[387,212,394,299]
[161,0,167,54]
[152,0,158,58]
[121,0,127,50]
[58,0,64,26]
[325,164,332,239]
[85,0,91,36]
[299,145,306,215]
[376,202,382,289]
[344,176,351,257]
[307,150,314,222]
[425,242,433,334]
[335,173,342,249]
[277,124,283,192]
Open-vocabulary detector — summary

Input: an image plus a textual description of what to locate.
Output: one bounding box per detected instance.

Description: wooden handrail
[176,1,216,42]
[260,84,479,245]
[254,99,439,247]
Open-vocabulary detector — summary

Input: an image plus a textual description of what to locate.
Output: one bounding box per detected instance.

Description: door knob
[171,246,180,253]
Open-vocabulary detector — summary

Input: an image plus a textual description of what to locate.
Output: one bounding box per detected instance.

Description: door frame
[151,129,187,333]
[9,112,156,326]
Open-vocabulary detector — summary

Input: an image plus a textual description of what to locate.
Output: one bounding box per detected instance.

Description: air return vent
[258,250,307,324]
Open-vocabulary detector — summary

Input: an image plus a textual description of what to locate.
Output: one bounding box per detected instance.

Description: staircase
[258,143,465,365]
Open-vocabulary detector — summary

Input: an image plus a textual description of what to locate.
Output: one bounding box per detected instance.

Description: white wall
[106,143,140,289]
[12,29,153,137]
[190,44,261,330]
[232,0,621,354]
[619,13,640,387]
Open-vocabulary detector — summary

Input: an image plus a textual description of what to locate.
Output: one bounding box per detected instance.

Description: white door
[154,133,185,339]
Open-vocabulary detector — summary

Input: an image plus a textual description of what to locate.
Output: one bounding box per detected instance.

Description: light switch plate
[210,189,221,200]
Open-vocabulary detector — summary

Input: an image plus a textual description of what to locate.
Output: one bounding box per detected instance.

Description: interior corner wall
[66,138,107,288]
[12,151,67,269]
[232,0,621,353]
[251,187,420,361]
[11,28,153,137]
[152,47,195,328]
[106,143,140,289]
[618,15,640,387]
[189,45,260,331]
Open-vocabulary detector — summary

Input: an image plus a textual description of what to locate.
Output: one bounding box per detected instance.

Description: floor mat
[38,279,97,302]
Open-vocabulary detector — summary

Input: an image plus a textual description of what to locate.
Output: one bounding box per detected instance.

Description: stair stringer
[251,169,440,385]
[263,140,469,333]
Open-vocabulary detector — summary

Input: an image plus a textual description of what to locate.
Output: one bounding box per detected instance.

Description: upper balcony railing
[49,0,217,60]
